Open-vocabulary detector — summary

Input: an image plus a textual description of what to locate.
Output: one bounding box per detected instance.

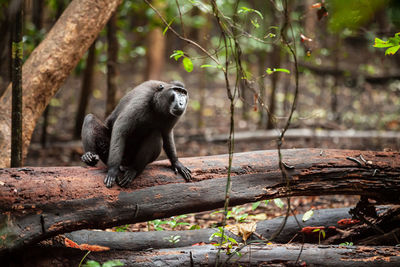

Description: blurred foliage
[327,0,389,32]
[22,22,46,62]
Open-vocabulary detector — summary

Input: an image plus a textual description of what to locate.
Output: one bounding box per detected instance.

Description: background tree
[73,41,97,140]
[145,0,166,80]
[105,11,119,117]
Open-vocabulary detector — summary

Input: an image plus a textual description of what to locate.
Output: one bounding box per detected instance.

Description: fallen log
[64,207,355,250]
[205,128,400,143]
[1,149,399,254]
[5,244,400,266]
[299,61,400,84]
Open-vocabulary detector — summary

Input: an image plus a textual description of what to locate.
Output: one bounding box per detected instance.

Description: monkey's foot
[104,167,120,188]
[117,169,137,188]
[81,152,100,166]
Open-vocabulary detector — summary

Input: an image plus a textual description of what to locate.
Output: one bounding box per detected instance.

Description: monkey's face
[155,83,188,118]
[168,86,188,117]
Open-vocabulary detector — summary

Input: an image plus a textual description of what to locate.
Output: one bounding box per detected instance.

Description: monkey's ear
[170,80,185,88]
[156,84,165,91]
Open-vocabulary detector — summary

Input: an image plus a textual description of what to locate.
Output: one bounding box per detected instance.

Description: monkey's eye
[173,87,187,95]
[157,84,164,91]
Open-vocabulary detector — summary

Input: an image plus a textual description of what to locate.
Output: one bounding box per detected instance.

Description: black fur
[81,80,192,188]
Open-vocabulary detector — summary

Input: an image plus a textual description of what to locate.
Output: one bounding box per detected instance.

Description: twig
[175,0,186,38]
[143,0,220,66]
[346,156,362,167]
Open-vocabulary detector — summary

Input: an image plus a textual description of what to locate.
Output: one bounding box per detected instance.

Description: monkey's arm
[104,119,128,188]
[162,131,192,182]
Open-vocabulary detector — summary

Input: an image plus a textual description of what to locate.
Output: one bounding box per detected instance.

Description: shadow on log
[1,149,399,254]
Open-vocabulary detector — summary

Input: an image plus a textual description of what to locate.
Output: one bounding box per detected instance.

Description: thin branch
[175,0,186,38]
[143,0,221,66]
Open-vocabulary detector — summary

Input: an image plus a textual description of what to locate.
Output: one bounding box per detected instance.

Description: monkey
[80,80,192,188]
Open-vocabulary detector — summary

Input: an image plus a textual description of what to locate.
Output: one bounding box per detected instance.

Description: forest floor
[24,62,399,233]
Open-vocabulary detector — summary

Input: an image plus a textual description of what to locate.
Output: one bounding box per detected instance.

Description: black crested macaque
[81,80,192,188]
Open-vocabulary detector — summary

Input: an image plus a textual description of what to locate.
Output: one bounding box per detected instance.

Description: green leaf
[302,209,314,222]
[373,33,400,56]
[253,9,264,19]
[228,237,238,244]
[265,33,276,38]
[201,64,215,68]
[266,68,274,75]
[274,68,290,74]
[312,229,320,232]
[266,68,290,75]
[177,222,191,226]
[82,261,101,267]
[252,201,261,211]
[321,229,326,239]
[339,242,353,246]
[189,224,201,230]
[373,38,392,48]
[201,64,223,69]
[250,19,259,28]
[210,232,221,240]
[385,45,400,56]
[102,260,124,267]
[238,7,263,19]
[163,19,175,36]
[182,57,193,72]
[388,36,400,46]
[273,198,285,209]
[170,50,184,61]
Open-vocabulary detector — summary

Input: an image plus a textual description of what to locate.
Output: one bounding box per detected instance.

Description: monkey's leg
[117,132,162,187]
[81,114,111,166]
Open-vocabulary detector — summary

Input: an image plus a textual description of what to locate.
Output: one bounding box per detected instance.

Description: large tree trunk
[0,149,399,254]
[4,244,400,266]
[0,0,122,167]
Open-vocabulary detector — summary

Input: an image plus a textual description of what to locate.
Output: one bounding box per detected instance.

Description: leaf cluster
[373,33,400,56]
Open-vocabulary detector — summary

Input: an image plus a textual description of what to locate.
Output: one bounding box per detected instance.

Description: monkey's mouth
[171,108,185,117]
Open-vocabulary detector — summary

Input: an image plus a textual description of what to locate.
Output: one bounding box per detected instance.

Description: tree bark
[0,149,399,254]
[0,0,122,167]
[4,244,400,266]
[10,0,23,167]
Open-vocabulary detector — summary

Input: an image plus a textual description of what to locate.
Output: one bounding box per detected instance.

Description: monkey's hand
[104,167,120,188]
[117,169,137,188]
[172,161,192,182]
[81,152,99,166]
